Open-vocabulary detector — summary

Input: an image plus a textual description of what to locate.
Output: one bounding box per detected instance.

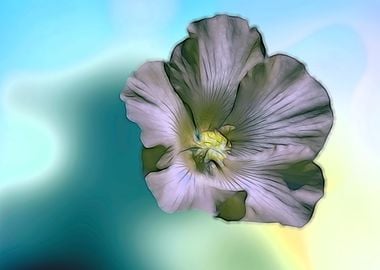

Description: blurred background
[0,1,379,269]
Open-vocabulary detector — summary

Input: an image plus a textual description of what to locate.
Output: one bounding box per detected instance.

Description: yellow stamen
[192,129,231,172]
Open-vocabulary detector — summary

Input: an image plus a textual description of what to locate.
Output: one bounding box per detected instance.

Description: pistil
[192,129,231,173]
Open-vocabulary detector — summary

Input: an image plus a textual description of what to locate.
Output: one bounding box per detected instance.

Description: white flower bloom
[121,15,333,227]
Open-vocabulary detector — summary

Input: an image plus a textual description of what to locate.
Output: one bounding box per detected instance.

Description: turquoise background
[1,1,379,269]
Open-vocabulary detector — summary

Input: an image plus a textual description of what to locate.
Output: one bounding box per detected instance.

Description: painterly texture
[121,15,333,227]
[2,2,378,270]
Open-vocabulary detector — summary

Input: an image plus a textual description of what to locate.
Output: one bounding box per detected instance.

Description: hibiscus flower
[121,14,333,227]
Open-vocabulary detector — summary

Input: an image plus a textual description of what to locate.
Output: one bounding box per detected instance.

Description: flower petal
[121,61,194,148]
[165,15,266,130]
[224,54,333,157]
[225,145,324,227]
[146,155,234,214]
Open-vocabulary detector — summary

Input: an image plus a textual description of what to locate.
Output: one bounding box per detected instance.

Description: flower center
[192,130,231,172]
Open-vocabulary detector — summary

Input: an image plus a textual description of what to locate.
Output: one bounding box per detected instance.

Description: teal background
[1,1,379,269]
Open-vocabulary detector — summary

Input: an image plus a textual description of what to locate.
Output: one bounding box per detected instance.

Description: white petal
[225,145,324,227]
[146,155,234,214]
[224,54,333,157]
[121,61,194,148]
[165,15,266,130]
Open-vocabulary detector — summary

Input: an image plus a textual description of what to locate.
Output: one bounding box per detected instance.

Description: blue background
[1,1,379,269]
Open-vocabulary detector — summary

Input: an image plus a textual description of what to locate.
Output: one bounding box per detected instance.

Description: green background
[1,1,379,269]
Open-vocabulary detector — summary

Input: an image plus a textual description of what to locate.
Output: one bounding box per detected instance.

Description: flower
[121,15,333,227]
